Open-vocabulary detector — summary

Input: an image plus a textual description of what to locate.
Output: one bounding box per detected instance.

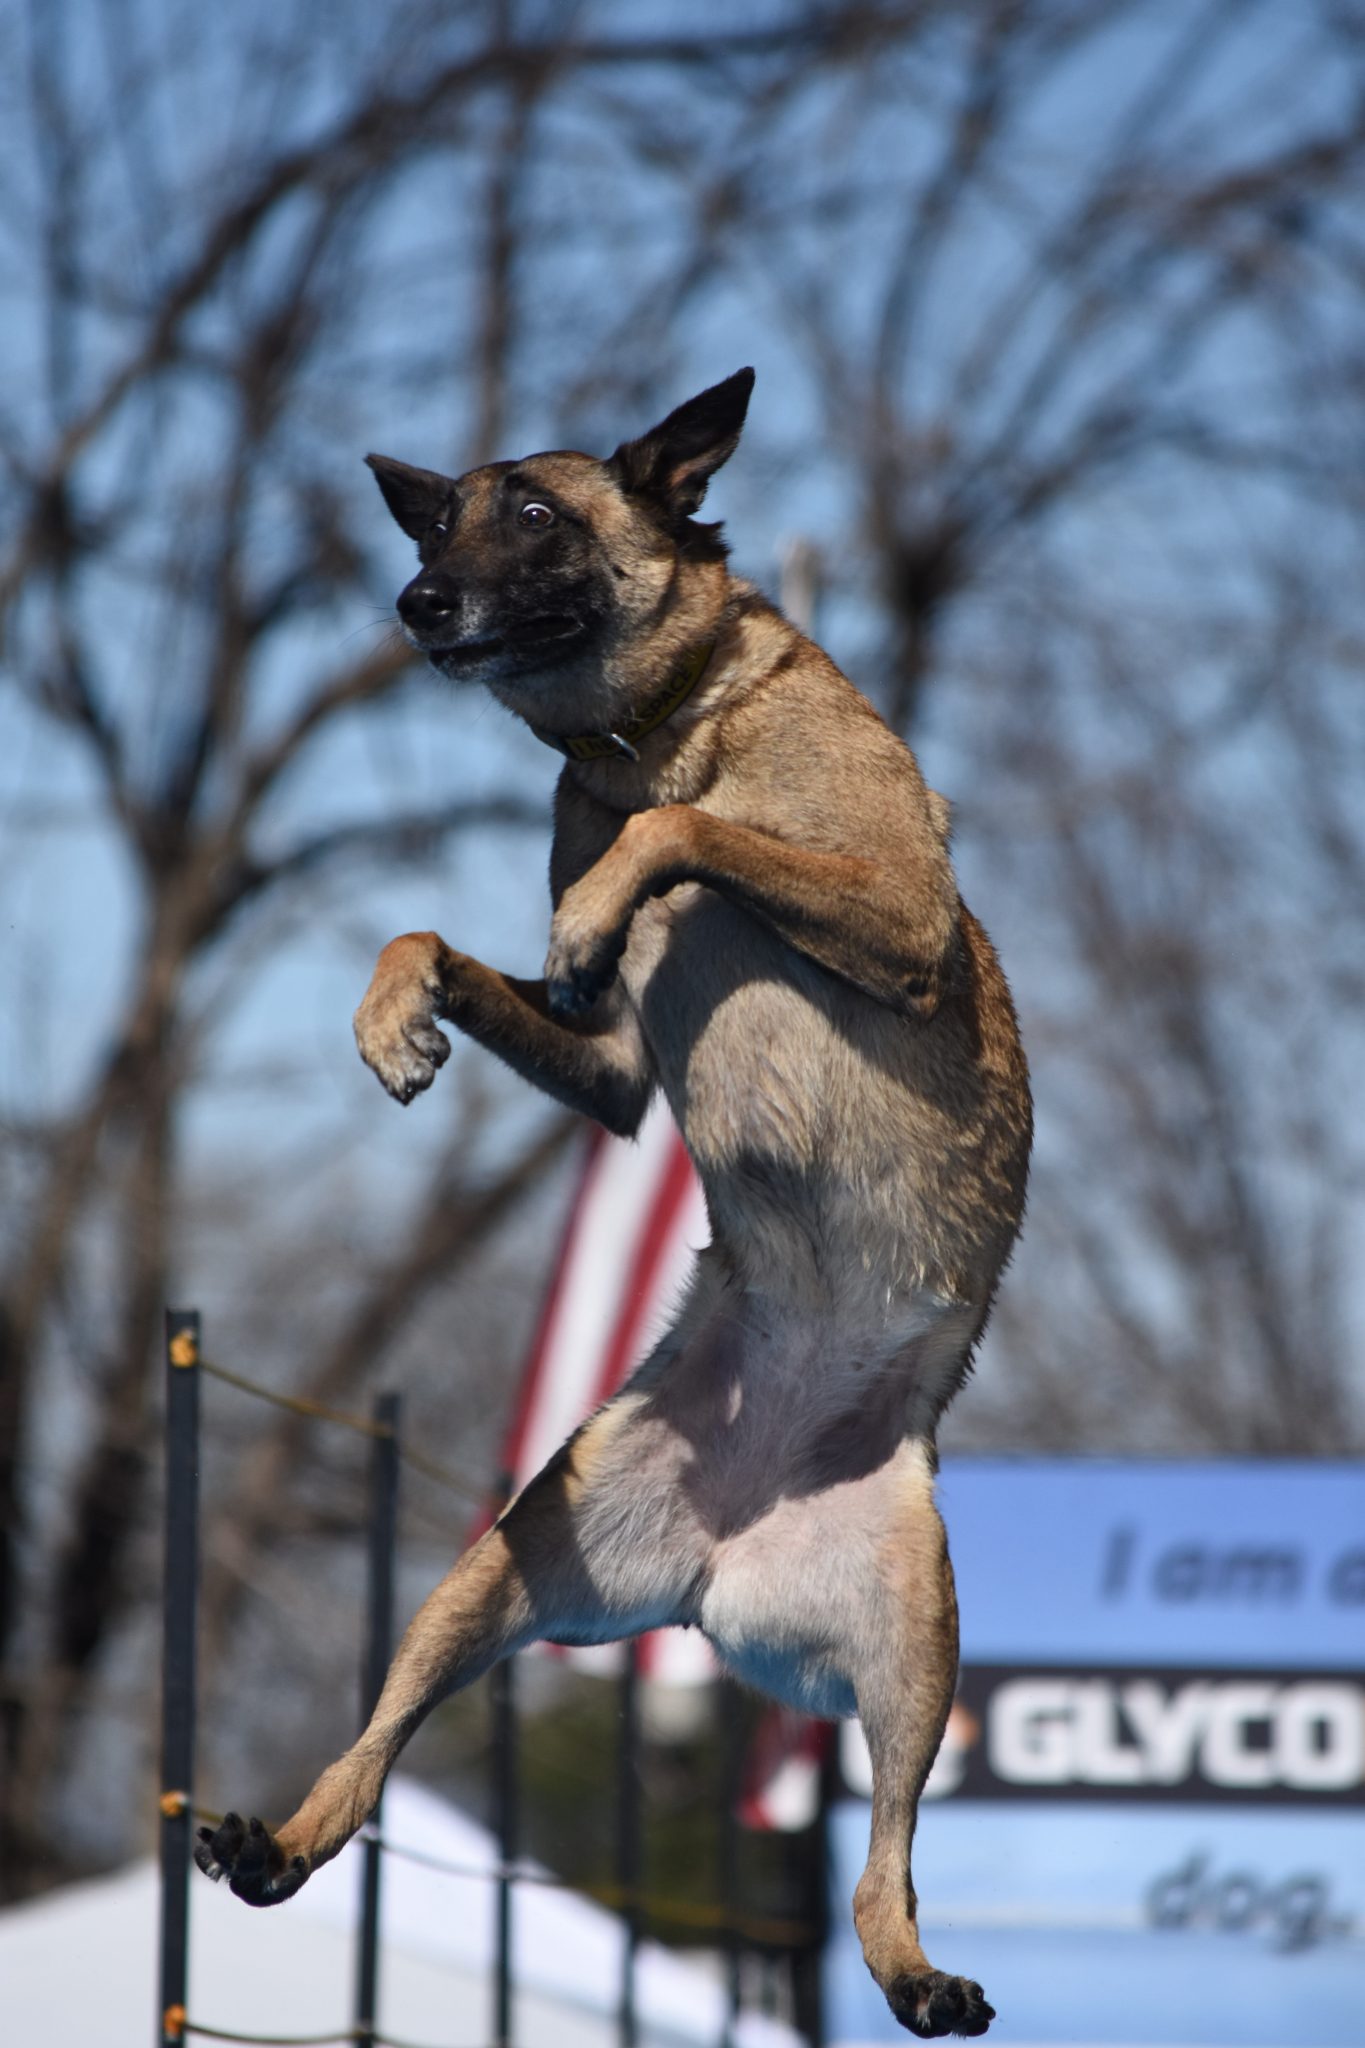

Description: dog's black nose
[397,576,457,635]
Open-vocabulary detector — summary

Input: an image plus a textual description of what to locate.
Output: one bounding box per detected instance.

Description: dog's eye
[519,502,555,529]
[429,519,449,541]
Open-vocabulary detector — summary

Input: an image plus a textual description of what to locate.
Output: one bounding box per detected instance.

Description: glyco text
[988,1676,1363,1792]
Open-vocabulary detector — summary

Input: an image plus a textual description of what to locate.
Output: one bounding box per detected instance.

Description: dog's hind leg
[850,1452,994,2040]
[196,1391,703,1906]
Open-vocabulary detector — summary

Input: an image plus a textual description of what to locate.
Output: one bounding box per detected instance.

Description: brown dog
[196,371,1032,2039]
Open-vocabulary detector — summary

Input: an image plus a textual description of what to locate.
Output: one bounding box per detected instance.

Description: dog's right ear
[608,369,755,519]
[365,454,454,541]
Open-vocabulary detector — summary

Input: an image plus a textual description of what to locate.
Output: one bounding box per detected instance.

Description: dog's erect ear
[608,369,755,518]
[365,454,454,541]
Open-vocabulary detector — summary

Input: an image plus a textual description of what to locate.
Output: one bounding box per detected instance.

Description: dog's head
[367,369,753,737]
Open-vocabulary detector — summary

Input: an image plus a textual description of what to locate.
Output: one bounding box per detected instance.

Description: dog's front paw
[544,908,624,1016]
[886,1970,994,2039]
[354,934,452,1104]
[354,999,450,1103]
[195,1812,309,1908]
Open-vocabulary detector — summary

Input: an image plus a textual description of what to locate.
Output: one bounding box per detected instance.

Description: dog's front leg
[354,929,652,1134]
[544,805,957,1019]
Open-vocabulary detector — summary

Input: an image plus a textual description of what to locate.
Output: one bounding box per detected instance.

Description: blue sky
[2,0,1362,1439]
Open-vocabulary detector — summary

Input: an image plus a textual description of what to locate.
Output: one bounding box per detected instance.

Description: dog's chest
[619,884,819,1089]
[619,883,857,1175]
[618,880,706,984]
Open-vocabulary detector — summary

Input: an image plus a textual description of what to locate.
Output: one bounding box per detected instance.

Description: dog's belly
[696,1436,937,1718]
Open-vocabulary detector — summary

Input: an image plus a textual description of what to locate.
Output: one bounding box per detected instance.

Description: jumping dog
[197,370,1032,2039]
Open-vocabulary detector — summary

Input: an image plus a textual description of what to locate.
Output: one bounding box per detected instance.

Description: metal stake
[158,1310,200,2048]
[719,1680,744,2048]
[492,1473,518,2048]
[617,1641,643,2048]
[355,1392,400,2048]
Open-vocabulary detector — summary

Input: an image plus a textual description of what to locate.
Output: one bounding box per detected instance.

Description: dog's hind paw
[887,1970,994,2039]
[195,1812,309,1908]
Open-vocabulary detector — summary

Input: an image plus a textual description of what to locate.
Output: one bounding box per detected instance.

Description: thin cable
[363,1831,813,1942]
[187,1810,812,1945]
[179,2022,360,2045]
[180,2021,495,2048]
[197,1358,487,1503]
[198,1359,391,1439]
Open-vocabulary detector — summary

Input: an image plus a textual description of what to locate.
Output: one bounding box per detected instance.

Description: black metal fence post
[718,1679,745,2048]
[792,1722,836,2048]
[355,1392,400,2048]
[492,1472,518,2048]
[158,1310,200,2048]
[617,1640,643,2048]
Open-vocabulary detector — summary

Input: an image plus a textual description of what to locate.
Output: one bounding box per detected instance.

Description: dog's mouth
[426,614,586,667]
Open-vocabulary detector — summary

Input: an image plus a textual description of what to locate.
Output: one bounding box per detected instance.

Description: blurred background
[1,0,1363,2038]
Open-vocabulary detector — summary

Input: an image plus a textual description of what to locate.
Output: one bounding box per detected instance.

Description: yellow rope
[392,1443,487,1506]
[187,1810,812,1946]
[178,2021,359,2045]
[197,1359,486,1504]
[352,1831,811,1943]
[179,2024,486,2048]
[198,1360,393,1439]
[584,1878,813,1945]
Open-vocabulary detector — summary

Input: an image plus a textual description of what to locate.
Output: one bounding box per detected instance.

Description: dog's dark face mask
[366,370,754,725]
[366,451,622,685]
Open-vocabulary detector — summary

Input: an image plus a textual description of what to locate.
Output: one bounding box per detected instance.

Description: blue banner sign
[824,1461,1365,2047]
[939,1459,1365,1668]
[826,1800,1365,2047]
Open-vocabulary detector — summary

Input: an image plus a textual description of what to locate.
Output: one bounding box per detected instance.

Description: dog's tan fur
[197,373,1031,2040]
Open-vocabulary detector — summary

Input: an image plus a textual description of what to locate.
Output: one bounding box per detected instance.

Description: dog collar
[530,640,715,764]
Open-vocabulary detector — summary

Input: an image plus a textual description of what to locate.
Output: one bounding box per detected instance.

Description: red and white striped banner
[738,1710,828,1832]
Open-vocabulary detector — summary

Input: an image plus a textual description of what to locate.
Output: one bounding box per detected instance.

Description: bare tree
[653,0,1365,1452]
[0,0,887,1893]
[3,0,1364,1902]
[953,553,1365,1453]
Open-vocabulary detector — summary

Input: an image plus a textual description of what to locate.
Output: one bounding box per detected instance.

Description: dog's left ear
[366,453,454,542]
[609,368,755,518]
